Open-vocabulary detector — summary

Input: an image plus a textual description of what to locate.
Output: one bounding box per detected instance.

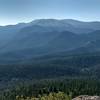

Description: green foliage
[1,54,100,81]
[0,54,100,99]
[0,79,100,100]
[16,92,71,100]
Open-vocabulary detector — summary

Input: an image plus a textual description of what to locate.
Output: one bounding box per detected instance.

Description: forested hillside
[1,53,100,99]
[0,53,100,82]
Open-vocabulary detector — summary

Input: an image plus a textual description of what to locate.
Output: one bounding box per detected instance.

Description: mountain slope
[0,19,100,63]
[0,30,81,62]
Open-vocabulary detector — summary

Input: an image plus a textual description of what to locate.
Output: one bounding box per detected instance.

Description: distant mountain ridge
[0,19,100,63]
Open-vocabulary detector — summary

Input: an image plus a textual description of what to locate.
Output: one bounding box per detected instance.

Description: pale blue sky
[0,0,100,25]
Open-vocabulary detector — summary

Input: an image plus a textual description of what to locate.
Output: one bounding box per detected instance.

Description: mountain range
[0,19,100,63]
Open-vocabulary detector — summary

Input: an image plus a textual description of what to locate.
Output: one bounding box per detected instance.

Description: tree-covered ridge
[0,53,100,100]
[1,53,100,82]
[0,52,100,100]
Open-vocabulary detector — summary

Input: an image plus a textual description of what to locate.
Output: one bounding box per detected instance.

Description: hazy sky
[0,0,100,25]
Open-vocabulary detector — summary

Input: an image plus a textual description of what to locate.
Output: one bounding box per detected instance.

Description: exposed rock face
[72,95,100,100]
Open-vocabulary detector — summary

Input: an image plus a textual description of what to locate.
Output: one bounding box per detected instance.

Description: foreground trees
[16,92,72,100]
[0,78,100,100]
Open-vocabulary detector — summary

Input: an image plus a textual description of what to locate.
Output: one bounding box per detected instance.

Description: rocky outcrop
[72,95,100,100]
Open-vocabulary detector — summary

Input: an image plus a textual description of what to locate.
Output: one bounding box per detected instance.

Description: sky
[0,0,100,25]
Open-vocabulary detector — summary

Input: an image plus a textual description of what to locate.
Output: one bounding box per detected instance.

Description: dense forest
[1,53,100,81]
[0,78,100,100]
[0,53,100,99]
